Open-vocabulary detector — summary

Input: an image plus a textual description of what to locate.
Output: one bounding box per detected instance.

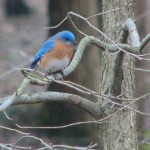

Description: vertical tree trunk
[99,0,138,149]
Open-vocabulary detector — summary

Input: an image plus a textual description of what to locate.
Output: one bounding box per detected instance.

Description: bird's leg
[46,70,57,80]
[58,70,65,79]
[53,70,65,80]
[46,70,65,80]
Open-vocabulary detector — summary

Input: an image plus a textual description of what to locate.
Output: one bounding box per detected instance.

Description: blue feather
[30,31,76,69]
[30,39,55,69]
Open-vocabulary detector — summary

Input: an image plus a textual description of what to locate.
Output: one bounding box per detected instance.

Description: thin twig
[19,70,150,116]
[16,92,150,130]
[52,143,97,150]
[86,8,121,19]
[13,136,53,150]
[0,126,29,135]
[140,33,150,52]
[3,111,13,120]
[69,15,87,36]
[135,67,150,72]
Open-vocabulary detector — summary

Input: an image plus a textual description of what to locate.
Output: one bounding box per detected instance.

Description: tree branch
[123,18,140,47]
[140,33,150,52]
[13,135,97,150]
[33,31,149,81]
[109,18,140,96]
[0,17,149,121]
[0,78,30,112]
[0,92,100,118]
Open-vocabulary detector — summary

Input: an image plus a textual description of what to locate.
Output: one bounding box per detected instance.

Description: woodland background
[0,0,150,149]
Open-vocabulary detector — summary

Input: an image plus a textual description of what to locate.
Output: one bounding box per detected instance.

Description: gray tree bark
[99,0,138,149]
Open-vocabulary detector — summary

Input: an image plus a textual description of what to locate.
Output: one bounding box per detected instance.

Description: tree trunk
[99,0,138,149]
[4,0,30,16]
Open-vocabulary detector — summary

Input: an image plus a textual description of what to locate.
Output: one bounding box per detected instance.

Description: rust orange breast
[40,38,74,69]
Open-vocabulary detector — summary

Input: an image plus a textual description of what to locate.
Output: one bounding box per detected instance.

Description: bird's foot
[47,70,58,80]
[58,70,65,79]
[48,70,65,80]
[54,70,65,80]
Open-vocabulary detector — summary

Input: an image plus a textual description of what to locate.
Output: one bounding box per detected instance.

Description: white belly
[47,57,70,72]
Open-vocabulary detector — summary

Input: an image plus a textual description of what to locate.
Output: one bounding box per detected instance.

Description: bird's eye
[66,38,69,41]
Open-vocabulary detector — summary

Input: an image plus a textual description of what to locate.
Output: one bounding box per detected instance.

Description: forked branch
[0,15,149,122]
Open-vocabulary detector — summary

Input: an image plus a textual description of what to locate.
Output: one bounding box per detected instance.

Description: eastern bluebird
[30,31,77,75]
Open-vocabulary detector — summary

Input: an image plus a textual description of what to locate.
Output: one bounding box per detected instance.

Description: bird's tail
[30,60,38,69]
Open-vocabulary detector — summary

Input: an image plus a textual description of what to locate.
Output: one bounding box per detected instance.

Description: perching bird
[30,31,77,75]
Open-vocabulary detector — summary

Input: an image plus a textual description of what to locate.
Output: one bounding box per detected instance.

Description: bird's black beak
[73,41,78,51]
[73,41,78,46]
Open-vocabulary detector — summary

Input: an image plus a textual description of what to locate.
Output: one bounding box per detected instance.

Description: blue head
[53,31,77,46]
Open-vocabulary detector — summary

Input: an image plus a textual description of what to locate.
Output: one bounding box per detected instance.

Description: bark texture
[99,0,138,149]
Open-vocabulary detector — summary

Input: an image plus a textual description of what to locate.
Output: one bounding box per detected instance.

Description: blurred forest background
[0,0,150,149]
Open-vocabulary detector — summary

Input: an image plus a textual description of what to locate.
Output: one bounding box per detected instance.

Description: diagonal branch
[0,78,30,112]
[36,33,150,81]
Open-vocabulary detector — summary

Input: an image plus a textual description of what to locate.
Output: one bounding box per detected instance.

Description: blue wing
[30,39,56,69]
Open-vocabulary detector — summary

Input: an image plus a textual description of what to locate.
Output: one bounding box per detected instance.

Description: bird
[30,31,77,76]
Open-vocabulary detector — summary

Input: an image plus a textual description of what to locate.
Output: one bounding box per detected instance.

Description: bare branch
[135,67,150,72]
[0,29,148,118]
[46,12,144,60]
[91,19,150,55]
[3,111,13,120]
[16,120,99,130]
[123,18,140,47]
[0,126,29,135]
[18,71,148,118]
[44,15,68,30]
[17,70,150,117]
[0,144,12,150]
[91,38,140,54]
[69,15,87,36]
[28,33,149,82]
[16,92,148,130]
[52,143,97,150]
[86,8,121,19]
[140,33,150,52]
[22,36,93,81]
[7,144,31,150]
[1,92,100,118]
[13,135,97,150]
[0,78,30,112]
[13,136,53,150]
[0,13,149,143]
